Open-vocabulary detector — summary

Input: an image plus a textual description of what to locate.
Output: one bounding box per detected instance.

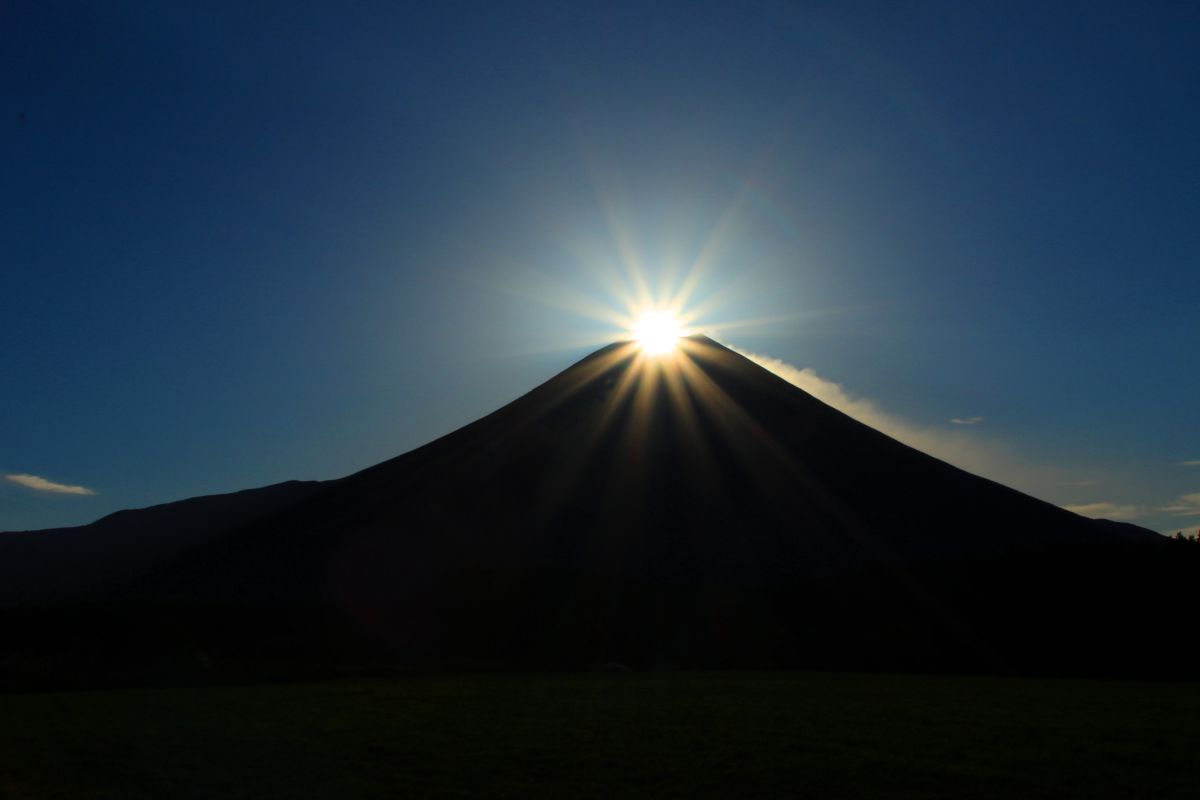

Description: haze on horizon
[2,2,1197,535]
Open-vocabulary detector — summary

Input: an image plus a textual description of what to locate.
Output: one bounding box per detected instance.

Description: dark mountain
[3,337,1192,684]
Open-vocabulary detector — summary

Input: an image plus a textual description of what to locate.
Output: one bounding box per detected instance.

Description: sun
[633,310,683,354]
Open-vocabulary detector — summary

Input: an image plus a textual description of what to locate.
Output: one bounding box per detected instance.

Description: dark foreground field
[2,672,1198,799]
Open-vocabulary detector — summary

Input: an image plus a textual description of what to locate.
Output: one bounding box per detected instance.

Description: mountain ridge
[4,336,1182,682]
[1,335,1154,607]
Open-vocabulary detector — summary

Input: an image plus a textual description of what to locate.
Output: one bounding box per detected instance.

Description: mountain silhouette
[3,337,1190,683]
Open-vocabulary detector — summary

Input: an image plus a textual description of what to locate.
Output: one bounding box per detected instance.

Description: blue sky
[3,1,1198,533]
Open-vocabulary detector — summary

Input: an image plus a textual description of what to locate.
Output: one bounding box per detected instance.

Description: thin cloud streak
[5,474,96,496]
[950,416,983,426]
[1063,502,1145,521]
[1160,493,1200,517]
[1179,460,1200,467]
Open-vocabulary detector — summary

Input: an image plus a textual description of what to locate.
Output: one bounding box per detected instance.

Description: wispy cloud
[1063,502,1146,521]
[729,346,1055,491]
[4,474,96,496]
[1179,460,1200,467]
[1160,493,1200,517]
[950,416,983,426]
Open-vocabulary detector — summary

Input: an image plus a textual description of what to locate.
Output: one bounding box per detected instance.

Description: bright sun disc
[633,311,682,354]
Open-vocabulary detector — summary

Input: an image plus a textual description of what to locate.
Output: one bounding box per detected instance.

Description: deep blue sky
[3,1,1198,533]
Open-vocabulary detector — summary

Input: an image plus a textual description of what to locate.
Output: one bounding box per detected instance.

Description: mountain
[2,336,1190,683]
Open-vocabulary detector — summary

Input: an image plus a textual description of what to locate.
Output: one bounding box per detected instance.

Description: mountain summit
[1,337,1180,680]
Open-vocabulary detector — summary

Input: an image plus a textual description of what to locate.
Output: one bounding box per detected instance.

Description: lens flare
[633,310,682,354]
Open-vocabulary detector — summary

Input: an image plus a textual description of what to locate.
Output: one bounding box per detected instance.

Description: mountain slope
[128,336,1149,595]
[0,337,1171,678]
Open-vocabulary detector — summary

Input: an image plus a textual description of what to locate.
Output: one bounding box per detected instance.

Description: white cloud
[1063,502,1146,521]
[1179,460,1200,467]
[5,473,96,496]
[950,416,984,426]
[1160,493,1200,517]
[729,346,1054,491]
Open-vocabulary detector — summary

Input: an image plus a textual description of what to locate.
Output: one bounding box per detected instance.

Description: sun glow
[633,310,683,354]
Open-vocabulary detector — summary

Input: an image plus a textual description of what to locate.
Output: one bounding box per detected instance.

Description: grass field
[2,671,1198,799]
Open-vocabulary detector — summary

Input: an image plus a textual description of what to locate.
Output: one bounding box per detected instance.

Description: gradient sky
[3,1,1198,534]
